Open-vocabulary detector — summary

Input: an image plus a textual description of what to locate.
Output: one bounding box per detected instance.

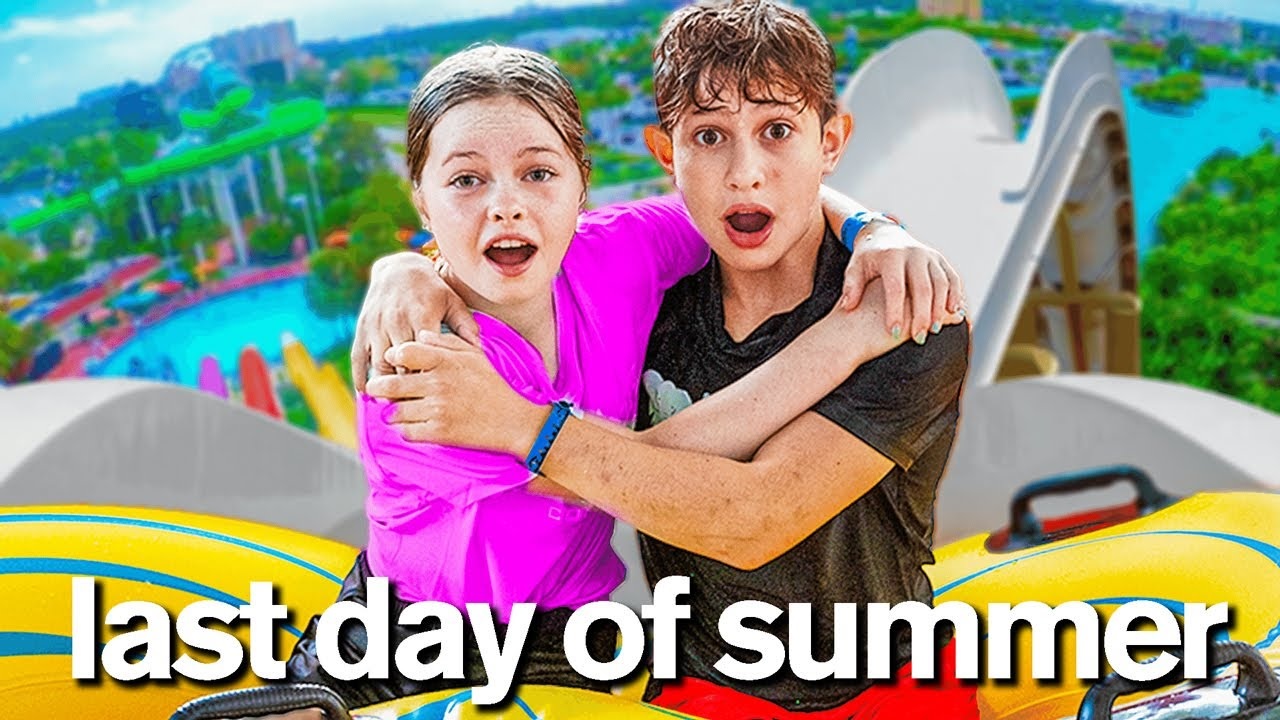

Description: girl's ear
[412,185,431,231]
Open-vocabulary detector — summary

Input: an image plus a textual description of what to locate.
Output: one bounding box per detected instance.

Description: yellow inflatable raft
[0,505,690,720]
[6,465,1280,720]
[926,467,1280,720]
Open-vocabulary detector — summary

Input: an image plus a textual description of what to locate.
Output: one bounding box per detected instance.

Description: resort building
[918,0,983,22]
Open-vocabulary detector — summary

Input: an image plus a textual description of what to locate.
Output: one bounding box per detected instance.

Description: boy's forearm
[636,312,874,460]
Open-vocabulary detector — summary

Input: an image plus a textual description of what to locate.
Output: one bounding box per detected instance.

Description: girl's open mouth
[484,238,538,276]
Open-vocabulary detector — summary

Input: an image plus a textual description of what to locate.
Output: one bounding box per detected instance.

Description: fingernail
[892,325,901,340]
[380,403,396,423]
[931,321,942,334]
[914,330,927,345]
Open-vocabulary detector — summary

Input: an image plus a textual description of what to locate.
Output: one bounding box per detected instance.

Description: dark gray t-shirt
[636,229,970,710]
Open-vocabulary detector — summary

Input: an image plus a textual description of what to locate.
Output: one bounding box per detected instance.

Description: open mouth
[726,212,772,233]
[484,237,538,271]
[723,207,775,249]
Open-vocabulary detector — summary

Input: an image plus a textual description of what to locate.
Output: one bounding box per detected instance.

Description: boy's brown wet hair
[652,0,838,131]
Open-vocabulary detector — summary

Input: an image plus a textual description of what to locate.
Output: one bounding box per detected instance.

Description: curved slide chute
[0,379,368,546]
[827,30,1280,541]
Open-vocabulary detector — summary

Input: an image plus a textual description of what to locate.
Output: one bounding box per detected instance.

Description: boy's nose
[725,144,766,191]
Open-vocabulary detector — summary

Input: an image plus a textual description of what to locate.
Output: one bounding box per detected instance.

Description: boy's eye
[765,123,792,140]
[526,168,556,182]
[695,129,722,146]
[450,174,480,188]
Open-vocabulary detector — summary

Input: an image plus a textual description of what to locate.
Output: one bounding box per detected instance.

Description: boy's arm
[350,194,965,391]
[634,280,903,461]
[516,326,968,570]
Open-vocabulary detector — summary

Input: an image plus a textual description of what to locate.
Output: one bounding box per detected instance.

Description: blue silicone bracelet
[841,211,905,251]
[524,400,575,474]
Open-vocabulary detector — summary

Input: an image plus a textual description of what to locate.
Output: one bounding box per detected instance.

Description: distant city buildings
[1178,15,1244,47]
[917,0,982,22]
[1122,8,1175,37]
[210,20,302,86]
[1123,7,1243,47]
[587,94,658,155]
[163,20,302,100]
[512,26,615,52]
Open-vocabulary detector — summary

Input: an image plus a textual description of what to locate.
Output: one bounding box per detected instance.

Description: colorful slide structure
[281,333,357,449]
[237,345,283,419]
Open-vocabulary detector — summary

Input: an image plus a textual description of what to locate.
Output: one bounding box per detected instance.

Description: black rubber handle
[1078,641,1280,720]
[1008,465,1174,549]
[170,683,351,720]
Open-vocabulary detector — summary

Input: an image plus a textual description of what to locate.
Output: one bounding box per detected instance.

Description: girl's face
[413,96,585,311]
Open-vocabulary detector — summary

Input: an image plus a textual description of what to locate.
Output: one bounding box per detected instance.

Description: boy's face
[646,84,851,273]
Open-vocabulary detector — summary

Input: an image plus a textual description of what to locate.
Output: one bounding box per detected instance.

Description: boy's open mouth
[484,237,538,275]
[723,207,775,249]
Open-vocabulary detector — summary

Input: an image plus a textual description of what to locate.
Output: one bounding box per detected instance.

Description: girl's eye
[450,175,480,188]
[695,129,722,146]
[527,168,555,182]
[765,123,791,140]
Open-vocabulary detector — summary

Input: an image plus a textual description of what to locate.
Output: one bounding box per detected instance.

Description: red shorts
[648,641,978,720]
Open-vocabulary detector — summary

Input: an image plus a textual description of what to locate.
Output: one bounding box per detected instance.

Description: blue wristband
[524,400,575,474]
[840,211,905,251]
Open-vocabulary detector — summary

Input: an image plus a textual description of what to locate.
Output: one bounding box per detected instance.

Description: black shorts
[284,552,615,709]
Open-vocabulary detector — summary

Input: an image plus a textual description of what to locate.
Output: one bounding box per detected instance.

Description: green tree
[347,211,404,273]
[365,58,398,89]
[291,66,329,99]
[304,248,363,318]
[248,218,295,262]
[0,314,48,382]
[113,129,160,167]
[349,173,419,229]
[19,251,86,292]
[41,217,75,255]
[315,117,386,197]
[335,60,373,100]
[172,212,225,262]
[1163,34,1194,69]
[91,196,138,261]
[0,233,32,291]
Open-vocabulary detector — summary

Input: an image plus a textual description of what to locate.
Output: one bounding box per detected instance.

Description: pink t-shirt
[359,195,709,621]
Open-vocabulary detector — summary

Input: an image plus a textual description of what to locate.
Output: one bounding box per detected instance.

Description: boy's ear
[644,125,676,176]
[821,112,855,174]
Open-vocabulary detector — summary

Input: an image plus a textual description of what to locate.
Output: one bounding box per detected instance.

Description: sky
[0,0,606,129]
[1,0,1279,131]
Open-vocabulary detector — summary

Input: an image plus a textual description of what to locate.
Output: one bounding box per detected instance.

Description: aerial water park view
[5,0,1280,718]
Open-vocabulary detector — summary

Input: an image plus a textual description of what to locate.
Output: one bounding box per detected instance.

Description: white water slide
[825,28,1280,542]
[2,30,1278,581]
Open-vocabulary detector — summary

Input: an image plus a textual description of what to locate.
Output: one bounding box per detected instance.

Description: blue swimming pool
[90,277,355,388]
